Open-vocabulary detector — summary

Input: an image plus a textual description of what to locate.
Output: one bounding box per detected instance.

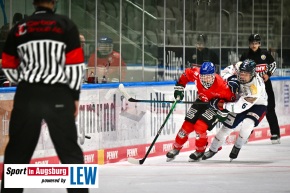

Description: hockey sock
[210,126,232,152]
[194,120,208,152]
[235,118,255,148]
[174,121,195,149]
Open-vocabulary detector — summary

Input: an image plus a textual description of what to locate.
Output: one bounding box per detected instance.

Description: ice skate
[270,135,281,144]
[202,149,217,160]
[188,151,204,162]
[202,146,222,160]
[166,149,180,162]
[229,145,241,161]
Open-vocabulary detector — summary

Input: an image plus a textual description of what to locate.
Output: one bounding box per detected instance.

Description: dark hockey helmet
[238,59,256,84]
[33,0,56,3]
[197,34,207,44]
[98,36,113,56]
[248,34,261,43]
[199,62,215,89]
[33,0,58,12]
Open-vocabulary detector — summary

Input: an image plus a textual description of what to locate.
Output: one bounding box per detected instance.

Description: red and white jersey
[221,64,268,113]
[178,67,235,102]
[88,50,126,82]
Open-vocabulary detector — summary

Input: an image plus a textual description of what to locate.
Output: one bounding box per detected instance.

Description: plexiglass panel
[0,0,289,85]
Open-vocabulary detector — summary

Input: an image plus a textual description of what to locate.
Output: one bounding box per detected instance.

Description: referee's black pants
[1,82,88,193]
[265,79,280,137]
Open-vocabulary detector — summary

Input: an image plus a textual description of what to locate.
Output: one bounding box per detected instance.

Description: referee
[1,0,88,193]
[240,34,280,144]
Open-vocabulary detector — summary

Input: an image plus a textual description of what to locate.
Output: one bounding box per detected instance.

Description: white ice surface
[7,136,290,193]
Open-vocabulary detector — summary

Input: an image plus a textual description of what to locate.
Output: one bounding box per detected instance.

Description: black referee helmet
[33,0,58,12]
[33,0,57,4]
[248,34,261,43]
[197,34,207,44]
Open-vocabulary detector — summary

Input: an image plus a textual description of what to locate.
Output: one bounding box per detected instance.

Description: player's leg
[166,120,195,161]
[188,108,219,162]
[188,119,208,162]
[166,102,205,161]
[230,105,267,160]
[202,112,240,160]
[202,125,232,160]
[229,118,255,160]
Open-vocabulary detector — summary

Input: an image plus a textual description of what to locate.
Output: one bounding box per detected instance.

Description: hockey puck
[85,135,91,139]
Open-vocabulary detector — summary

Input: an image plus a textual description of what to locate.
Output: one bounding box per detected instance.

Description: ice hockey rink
[15,136,290,193]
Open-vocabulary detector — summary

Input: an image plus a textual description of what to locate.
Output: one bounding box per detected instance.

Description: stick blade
[118,84,131,99]
[128,98,137,102]
[127,157,142,165]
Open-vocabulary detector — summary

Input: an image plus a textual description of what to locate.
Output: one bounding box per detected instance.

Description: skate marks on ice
[173,136,290,164]
[171,159,274,165]
[98,138,290,193]
[16,137,290,193]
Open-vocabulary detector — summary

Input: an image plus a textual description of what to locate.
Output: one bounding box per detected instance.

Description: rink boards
[0,78,289,178]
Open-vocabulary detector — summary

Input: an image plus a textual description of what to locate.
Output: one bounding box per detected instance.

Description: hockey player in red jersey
[166,62,237,162]
[88,36,126,82]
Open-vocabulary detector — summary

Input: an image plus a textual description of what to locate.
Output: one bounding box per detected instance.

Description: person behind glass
[240,34,280,144]
[80,34,89,82]
[88,36,126,83]
[0,0,88,193]
[188,34,219,73]
[166,62,236,162]
[80,34,86,50]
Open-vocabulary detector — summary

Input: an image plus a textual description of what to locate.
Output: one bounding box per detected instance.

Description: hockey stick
[127,97,206,104]
[127,97,179,165]
[118,83,207,105]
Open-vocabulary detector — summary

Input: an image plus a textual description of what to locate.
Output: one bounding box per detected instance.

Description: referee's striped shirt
[1,7,84,100]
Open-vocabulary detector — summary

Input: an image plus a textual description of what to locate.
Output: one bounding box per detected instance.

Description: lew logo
[4,164,99,188]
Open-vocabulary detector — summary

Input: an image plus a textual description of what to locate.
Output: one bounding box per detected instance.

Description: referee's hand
[262,74,269,82]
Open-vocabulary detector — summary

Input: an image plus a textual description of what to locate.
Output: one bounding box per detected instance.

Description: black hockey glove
[174,83,184,101]
[209,98,224,110]
[227,75,240,93]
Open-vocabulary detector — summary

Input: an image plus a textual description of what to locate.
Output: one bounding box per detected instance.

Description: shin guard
[174,121,195,149]
[235,118,255,148]
[210,126,232,152]
[194,120,208,152]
